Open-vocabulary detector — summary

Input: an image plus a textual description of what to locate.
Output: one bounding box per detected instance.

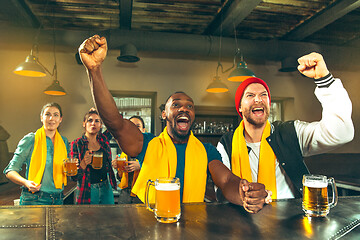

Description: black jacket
[218,120,309,199]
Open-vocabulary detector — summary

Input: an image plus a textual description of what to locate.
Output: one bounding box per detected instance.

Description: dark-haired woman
[71,108,117,204]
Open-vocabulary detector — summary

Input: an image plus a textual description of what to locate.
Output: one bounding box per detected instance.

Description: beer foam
[155,183,180,191]
[303,180,327,188]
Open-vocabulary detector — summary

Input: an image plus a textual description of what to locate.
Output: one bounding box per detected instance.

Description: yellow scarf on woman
[231,121,277,199]
[28,126,68,189]
[131,127,208,203]
[118,152,139,197]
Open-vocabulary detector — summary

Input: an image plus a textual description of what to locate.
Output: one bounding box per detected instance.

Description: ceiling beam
[0,0,40,28]
[1,25,358,69]
[204,0,262,36]
[119,0,132,30]
[284,0,360,41]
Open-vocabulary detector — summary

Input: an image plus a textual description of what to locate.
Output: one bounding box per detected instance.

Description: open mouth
[251,107,265,117]
[176,115,190,131]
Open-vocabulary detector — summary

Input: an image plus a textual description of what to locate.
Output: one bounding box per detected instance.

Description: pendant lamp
[206,62,229,93]
[14,27,67,96]
[13,46,46,77]
[43,62,66,96]
[206,76,229,93]
[227,49,255,82]
[43,79,66,96]
[117,43,140,63]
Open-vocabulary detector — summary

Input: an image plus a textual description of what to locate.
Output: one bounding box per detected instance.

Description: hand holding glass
[116,157,127,173]
[92,151,103,169]
[63,158,78,176]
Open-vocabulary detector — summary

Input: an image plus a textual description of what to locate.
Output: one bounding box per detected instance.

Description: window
[269,100,283,123]
[108,91,156,157]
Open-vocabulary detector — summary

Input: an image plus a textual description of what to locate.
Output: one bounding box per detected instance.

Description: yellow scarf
[231,121,277,199]
[28,126,68,189]
[118,152,140,197]
[131,127,208,203]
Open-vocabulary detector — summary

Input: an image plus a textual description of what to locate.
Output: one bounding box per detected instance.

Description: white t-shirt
[216,78,354,199]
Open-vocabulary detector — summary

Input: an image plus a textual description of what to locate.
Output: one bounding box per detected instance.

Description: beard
[242,104,270,128]
[165,117,194,142]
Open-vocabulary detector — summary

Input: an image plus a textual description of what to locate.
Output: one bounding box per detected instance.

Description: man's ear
[161,110,166,120]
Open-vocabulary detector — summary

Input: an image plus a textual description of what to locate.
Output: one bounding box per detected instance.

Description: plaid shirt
[70,130,117,204]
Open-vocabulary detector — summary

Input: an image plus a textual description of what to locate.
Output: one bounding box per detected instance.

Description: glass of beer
[63,158,78,176]
[116,157,127,173]
[302,174,338,217]
[92,151,103,169]
[145,177,181,223]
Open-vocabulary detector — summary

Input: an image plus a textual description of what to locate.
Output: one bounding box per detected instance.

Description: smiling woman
[3,102,70,206]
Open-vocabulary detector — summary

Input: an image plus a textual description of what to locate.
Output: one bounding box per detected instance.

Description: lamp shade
[117,43,140,63]
[227,61,255,82]
[13,55,46,77]
[43,80,66,96]
[206,76,229,93]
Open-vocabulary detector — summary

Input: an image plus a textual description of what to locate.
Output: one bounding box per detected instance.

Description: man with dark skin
[78,35,270,213]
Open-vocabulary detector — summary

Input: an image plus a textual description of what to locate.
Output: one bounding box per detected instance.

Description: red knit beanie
[235,77,271,118]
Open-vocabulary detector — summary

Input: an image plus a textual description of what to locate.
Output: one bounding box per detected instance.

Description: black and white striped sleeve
[314,73,335,88]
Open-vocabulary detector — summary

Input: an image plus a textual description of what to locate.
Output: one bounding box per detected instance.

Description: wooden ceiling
[2,0,360,48]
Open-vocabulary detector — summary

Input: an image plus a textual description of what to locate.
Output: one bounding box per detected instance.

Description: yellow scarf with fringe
[231,121,277,199]
[118,152,139,197]
[28,126,68,189]
[131,127,208,203]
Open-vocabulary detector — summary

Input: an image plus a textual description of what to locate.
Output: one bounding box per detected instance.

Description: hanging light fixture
[227,21,255,82]
[43,64,66,96]
[14,44,66,95]
[206,17,228,93]
[227,48,255,82]
[206,76,229,93]
[212,20,256,84]
[43,27,66,96]
[14,3,66,96]
[13,0,49,78]
[206,63,229,93]
[43,80,66,95]
[13,45,47,77]
[117,43,140,63]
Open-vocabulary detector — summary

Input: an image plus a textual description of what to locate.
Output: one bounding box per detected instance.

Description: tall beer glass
[302,174,338,217]
[145,177,181,223]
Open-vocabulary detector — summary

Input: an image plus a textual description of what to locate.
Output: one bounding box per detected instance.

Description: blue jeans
[20,190,64,205]
[75,179,114,204]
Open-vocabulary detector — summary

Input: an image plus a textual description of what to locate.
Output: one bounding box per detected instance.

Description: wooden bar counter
[0,196,359,239]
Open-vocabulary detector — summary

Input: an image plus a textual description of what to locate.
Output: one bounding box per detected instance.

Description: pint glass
[145,177,181,223]
[116,157,127,172]
[92,151,103,169]
[63,158,78,176]
[302,174,338,217]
